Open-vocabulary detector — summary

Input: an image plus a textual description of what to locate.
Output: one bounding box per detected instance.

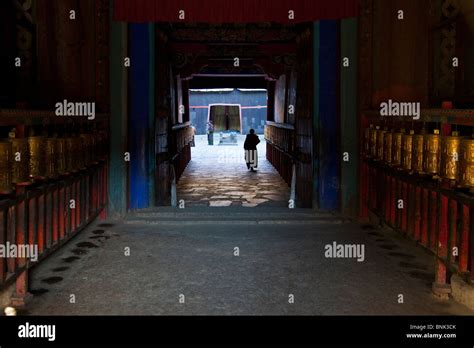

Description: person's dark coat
[244,134,260,150]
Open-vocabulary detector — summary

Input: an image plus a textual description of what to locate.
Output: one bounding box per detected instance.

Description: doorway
[178,87,290,207]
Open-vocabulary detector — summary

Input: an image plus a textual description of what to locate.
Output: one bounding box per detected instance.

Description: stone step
[124,219,343,226]
[124,207,345,225]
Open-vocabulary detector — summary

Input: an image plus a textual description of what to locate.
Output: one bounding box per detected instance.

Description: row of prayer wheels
[0,131,107,194]
[364,124,474,188]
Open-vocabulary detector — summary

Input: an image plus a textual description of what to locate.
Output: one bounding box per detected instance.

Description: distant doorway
[208,104,242,133]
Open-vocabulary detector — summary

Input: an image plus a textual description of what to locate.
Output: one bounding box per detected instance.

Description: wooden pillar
[340,18,358,217]
[148,24,156,207]
[294,27,313,208]
[312,22,320,209]
[357,0,373,220]
[155,29,171,206]
[108,0,128,216]
[266,80,275,122]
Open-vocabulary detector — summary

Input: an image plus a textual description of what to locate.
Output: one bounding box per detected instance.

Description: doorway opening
[177,86,290,207]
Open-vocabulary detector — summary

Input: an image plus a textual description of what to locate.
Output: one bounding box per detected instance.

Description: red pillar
[37,192,45,255]
[414,186,421,241]
[359,162,369,219]
[449,199,457,266]
[12,184,32,306]
[390,177,396,226]
[401,182,408,232]
[421,188,429,247]
[433,194,450,297]
[459,204,469,273]
[430,191,438,252]
[52,187,59,245]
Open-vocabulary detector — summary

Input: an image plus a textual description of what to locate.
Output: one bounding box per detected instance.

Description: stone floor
[177,135,289,207]
[24,209,474,315]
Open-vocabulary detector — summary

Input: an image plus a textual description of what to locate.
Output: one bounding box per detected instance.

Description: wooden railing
[170,123,193,181]
[0,160,108,303]
[264,122,294,185]
[362,159,474,291]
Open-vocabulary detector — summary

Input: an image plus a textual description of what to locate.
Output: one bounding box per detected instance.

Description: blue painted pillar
[318,20,340,211]
[129,24,150,209]
[147,24,156,207]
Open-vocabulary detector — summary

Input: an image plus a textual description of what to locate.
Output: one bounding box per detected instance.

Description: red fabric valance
[113,0,358,23]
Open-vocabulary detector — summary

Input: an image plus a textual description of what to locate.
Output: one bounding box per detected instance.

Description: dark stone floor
[26,208,474,315]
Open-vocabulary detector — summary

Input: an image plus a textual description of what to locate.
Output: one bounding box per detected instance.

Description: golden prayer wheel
[28,136,46,179]
[402,130,415,171]
[370,126,378,158]
[460,137,474,188]
[8,138,29,183]
[423,129,441,176]
[0,141,13,194]
[56,138,67,175]
[440,131,462,181]
[412,132,424,174]
[383,130,393,165]
[45,138,58,179]
[376,127,387,161]
[391,129,405,167]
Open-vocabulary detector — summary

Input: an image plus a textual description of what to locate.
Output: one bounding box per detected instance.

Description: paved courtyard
[177,134,290,207]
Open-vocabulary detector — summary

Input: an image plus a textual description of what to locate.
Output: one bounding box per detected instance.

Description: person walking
[244,128,260,171]
[189,124,196,147]
[206,120,214,145]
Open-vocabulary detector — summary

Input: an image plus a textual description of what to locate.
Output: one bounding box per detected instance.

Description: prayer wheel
[423,129,440,176]
[440,131,462,181]
[412,131,425,174]
[383,129,393,165]
[391,128,405,167]
[8,138,29,183]
[402,130,415,171]
[0,141,13,194]
[376,127,387,161]
[369,126,380,158]
[56,138,67,175]
[28,136,46,179]
[45,138,58,179]
[460,137,474,188]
